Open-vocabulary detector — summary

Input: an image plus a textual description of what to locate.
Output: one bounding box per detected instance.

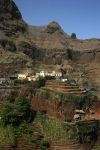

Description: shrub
[5,41,16,52]
[7,125,17,148]
[76,121,99,143]
[0,96,32,126]
[71,33,77,39]
[37,77,45,87]
[41,140,50,150]
[14,79,29,85]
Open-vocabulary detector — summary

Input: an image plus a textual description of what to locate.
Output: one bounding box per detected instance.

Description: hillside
[0,0,100,150]
[0,0,100,67]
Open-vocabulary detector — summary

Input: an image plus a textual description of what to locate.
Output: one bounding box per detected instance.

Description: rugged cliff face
[0,0,100,95]
[0,0,21,18]
[0,0,27,37]
[0,0,32,75]
[0,0,100,67]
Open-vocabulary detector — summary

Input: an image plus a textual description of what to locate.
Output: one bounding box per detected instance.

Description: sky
[14,0,100,39]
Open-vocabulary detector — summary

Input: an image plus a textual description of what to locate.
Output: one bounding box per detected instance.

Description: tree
[37,77,45,87]
[41,140,50,150]
[0,96,31,126]
[71,33,77,39]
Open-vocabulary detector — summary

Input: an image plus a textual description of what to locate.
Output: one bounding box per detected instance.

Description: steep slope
[28,21,70,50]
[0,1,100,150]
[0,0,99,89]
[0,0,35,76]
[0,0,99,95]
[0,0,27,37]
[0,0,100,68]
[28,23,100,63]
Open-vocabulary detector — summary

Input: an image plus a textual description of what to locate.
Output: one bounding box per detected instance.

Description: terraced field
[45,80,86,94]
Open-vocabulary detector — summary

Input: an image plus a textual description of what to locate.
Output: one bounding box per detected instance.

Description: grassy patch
[76,120,99,134]
[0,122,43,148]
[34,114,78,144]
[37,87,93,109]
[0,125,17,147]
[92,146,100,150]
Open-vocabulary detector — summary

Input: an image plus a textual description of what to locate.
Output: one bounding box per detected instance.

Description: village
[0,69,97,122]
[0,70,68,86]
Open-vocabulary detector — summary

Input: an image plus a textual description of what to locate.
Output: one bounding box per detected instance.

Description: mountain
[0,1,100,150]
[28,21,69,50]
[0,0,99,92]
[0,0,21,19]
[0,0,27,36]
[0,0,100,65]
[0,0,99,86]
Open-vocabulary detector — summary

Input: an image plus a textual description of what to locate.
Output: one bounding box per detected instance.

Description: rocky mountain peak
[0,0,22,20]
[0,0,27,37]
[45,21,63,34]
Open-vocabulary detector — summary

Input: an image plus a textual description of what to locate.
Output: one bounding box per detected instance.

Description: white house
[36,73,40,78]
[39,70,62,78]
[61,78,68,82]
[74,114,81,121]
[18,74,27,80]
[50,71,56,77]
[74,109,85,121]
[27,76,37,81]
[39,71,48,77]
[55,72,62,77]
[75,109,85,114]
[39,71,44,77]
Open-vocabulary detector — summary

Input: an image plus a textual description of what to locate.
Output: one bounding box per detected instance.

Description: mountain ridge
[0,0,100,83]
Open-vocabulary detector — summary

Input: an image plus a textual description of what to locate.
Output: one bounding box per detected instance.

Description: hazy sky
[14,0,100,39]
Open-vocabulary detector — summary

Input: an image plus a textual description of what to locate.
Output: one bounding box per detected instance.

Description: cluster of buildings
[18,70,68,81]
[0,70,68,85]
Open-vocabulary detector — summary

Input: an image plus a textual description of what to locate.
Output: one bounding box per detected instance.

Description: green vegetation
[0,121,44,148]
[41,140,50,150]
[14,78,30,85]
[76,121,99,143]
[92,146,100,150]
[0,96,31,126]
[0,96,44,149]
[0,92,99,148]
[36,76,46,87]
[16,122,43,148]
[71,33,77,39]
[38,87,94,109]
[0,125,17,147]
[35,114,78,144]
[76,121,99,134]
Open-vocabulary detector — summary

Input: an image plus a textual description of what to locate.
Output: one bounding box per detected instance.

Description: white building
[17,70,63,81]
[27,76,37,81]
[36,73,40,78]
[39,70,62,78]
[55,72,62,77]
[61,78,68,82]
[18,74,27,80]
[49,71,56,77]
[39,71,47,77]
